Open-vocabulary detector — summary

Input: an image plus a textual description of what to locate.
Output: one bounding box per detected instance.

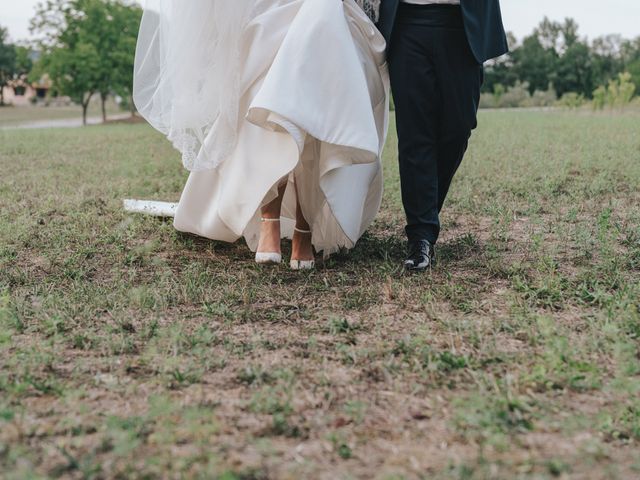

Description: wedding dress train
[133,0,389,256]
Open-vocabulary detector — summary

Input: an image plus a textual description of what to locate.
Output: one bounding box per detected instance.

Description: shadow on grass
[171,225,485,273]
[174,231,245,254]
[329,231,484,268]
[438,233,483,263]
[333,231,405,265]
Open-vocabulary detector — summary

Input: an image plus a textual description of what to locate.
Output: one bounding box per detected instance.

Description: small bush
[479,92,496,109]
[616,72,636,106]
[592,85,607,111]
[528,84,557,107]
[558,92,585,109]
[594,72,637,111]
[498,81,531,108]
[480,82,557,109]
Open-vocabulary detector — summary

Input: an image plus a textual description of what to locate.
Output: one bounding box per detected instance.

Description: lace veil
[133,0,380,172]
[355,0,381,22]
[133,0,253,171]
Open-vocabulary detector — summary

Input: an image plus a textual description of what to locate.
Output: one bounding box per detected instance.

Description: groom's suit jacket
[377,0,509,63]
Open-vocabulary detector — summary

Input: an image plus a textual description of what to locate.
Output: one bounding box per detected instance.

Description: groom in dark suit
[377,0,508,271]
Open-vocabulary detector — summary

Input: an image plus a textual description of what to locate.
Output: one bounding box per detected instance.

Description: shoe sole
[290,259,315,271]
[255,252,282,265]
[404,260,432,272]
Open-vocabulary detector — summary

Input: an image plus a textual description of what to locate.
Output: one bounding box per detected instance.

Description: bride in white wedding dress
[132,0,389,269]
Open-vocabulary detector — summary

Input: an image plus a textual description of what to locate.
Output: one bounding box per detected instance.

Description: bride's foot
[256,218,282,265]
[290,227,315,270]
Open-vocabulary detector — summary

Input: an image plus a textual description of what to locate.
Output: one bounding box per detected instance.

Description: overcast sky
[2,0,639,43]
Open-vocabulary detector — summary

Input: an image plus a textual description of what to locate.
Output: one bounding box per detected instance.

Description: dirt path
[0,113,132,130]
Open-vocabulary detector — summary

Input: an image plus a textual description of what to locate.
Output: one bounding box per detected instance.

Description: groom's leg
[433,21,484,212]
[389,16,441,245]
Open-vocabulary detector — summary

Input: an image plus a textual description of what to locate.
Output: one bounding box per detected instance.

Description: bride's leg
[256,182,287,263]
[291,178,315,268]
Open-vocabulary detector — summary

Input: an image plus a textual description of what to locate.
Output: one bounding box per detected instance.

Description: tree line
[484,17,640,107]
[2,8,639,120]
[0,0,141,124]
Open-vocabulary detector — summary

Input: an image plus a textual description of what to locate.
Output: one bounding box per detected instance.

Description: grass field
[1,110,639,479]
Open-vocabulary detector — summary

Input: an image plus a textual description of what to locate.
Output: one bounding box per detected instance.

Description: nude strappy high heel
[290,227,315,270]
[255,218,282,265]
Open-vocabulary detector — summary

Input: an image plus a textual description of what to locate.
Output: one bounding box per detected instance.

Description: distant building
[2,74,52,106]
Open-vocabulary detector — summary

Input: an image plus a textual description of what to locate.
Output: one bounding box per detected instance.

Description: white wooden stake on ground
[123,199,178,217]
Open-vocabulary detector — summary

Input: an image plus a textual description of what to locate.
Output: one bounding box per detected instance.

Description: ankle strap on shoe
[294,227,311,234]
[261,217,281,222]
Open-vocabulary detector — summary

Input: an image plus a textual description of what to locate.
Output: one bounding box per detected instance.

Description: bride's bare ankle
[291,227,314,261]
[257,217,281,254]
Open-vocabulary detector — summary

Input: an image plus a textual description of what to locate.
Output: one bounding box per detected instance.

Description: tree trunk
[82,92,94,126]
[0,83,5,107]
[101,93,107,123]
[129,94,136,118]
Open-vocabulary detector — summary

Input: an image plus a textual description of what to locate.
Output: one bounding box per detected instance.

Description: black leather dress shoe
[404,240,435,272]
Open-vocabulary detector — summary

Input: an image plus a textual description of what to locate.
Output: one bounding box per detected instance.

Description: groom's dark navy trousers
[378,1,508,244]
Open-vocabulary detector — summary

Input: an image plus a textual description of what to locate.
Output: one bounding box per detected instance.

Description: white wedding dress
[133,0,389,255]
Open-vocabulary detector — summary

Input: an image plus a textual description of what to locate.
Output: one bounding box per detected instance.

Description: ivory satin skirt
[170,0,390,255]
